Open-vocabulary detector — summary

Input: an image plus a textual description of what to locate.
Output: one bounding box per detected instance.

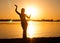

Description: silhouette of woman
[14,5,31,39]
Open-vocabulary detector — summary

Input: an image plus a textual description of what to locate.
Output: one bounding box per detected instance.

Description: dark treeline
[0,19,20,21]
[0,19,60,22]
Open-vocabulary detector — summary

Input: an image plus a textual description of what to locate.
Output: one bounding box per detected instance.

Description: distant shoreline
[0,19,60,22]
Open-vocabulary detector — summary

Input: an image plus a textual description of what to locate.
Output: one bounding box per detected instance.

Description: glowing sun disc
[25,6,38,16]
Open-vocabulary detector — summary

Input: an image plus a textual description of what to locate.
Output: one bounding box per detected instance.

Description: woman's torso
[19,14,27,24]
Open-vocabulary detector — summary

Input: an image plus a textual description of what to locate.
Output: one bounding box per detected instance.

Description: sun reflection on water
[27,21,35,38]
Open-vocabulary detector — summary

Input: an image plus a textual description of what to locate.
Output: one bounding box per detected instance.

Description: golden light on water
[27,21,35,38]
[9,20,12,23]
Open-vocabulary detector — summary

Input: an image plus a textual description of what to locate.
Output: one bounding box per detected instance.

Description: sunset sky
[0,0,60,20]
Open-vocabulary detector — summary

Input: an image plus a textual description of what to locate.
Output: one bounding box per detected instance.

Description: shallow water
[0,21,60,39]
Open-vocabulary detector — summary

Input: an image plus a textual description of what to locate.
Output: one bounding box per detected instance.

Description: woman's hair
[21,8,25,14]
[21,8,25,10]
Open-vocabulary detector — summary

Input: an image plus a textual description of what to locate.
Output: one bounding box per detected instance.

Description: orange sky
[0,0,60,20]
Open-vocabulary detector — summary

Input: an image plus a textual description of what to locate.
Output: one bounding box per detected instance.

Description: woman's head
[21,8,25,14]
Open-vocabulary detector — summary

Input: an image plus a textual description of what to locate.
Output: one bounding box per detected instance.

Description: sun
[25,6,38,17]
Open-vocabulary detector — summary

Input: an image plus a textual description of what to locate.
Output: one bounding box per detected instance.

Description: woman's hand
[28,14,31,19]
[28,14,31,18]
[14,4,18,8]
[29,14,31,17]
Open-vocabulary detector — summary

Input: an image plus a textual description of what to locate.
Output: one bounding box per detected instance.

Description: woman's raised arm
[15,4,20,15]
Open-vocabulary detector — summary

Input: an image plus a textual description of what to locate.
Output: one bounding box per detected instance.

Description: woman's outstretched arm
[25,14,31,18]
[15,4,20,15]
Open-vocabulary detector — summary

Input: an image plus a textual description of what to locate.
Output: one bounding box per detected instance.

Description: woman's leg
[22,23,27,39]
[23,28,27,39]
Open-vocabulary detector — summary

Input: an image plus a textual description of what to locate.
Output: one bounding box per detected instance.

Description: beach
[0,37,60,43]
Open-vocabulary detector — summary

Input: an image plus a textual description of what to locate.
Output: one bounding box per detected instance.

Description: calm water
[0,21,60,39]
